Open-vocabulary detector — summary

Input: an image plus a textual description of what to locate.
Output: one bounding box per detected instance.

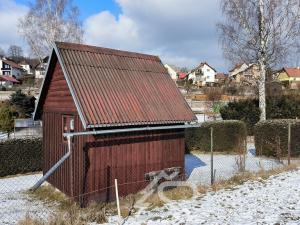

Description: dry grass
[19,164,299,224]
[21,184,138,225]
[146,186,195,209]
[145,163,299,210]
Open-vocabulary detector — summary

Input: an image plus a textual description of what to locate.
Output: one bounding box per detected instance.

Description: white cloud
[84,11,140,50]
[84,0,226,71]
[0,0,29,53]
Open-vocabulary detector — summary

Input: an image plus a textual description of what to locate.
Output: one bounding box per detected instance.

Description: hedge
[254,119,300,157]
[220,95,300,134]
[0,138,42,177]
[185,120,247,153]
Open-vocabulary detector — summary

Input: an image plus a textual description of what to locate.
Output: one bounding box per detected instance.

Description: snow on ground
[186,152,284,185]
[0,173,53,225]
[105,168,300,225]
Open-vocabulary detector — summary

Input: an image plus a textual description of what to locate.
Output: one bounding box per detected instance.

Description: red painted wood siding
[83,129,185,204]
[43,60,76,112]
[42,59,186,205]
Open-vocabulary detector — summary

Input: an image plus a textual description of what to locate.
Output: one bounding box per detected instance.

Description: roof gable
[35,42,196,128]
[284,67,300,78]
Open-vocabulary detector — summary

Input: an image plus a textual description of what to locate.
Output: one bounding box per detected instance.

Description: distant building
[274,67,300,89]
[229,63,259,86]
[215,73,227,86]
[188,62,217,86]
[0,75,20,88]
[19,60,34,75]
[164,64,181,80]
[0,58,23,79]
[35,56,49,79]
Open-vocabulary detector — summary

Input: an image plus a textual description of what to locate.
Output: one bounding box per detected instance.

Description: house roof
[216,73,226,79]
[35,42,196,128]
[191,62,217,73]
[178,72,188,79]
[0,76,20,83]
[284,67,300,78]
[2,59,23,70]
[229,63,245,72]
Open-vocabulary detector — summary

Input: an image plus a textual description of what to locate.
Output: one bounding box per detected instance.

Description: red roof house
[34,42,196,205]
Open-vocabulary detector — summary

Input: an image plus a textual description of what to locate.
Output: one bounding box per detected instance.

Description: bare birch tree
[18,0,83,62]
[218,0,300,120]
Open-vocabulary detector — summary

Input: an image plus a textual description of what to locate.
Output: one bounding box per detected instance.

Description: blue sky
[0,0,230,72]
[15,0,121,19]
[4,0,299,72]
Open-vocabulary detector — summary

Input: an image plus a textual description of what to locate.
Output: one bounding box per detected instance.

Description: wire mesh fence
[0,133,299,225]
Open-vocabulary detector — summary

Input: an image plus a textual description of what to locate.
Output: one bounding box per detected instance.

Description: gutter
[31,123,201,191]
[63,124,201,138]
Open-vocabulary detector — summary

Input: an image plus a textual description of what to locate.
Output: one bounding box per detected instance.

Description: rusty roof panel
[55,42,196,128]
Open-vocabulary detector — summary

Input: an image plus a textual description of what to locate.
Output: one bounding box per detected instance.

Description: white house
[35,56,49,79]
[19,60,34,75]
[229,63,249,78]
[0,58,23,79]
[164,64,180,80]
[188,62,217,86]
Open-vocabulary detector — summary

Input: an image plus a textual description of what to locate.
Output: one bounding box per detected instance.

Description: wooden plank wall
[83,129,185,204]
[42,59,186,205]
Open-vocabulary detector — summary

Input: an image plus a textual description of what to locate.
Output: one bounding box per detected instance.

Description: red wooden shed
[34,42,196,204]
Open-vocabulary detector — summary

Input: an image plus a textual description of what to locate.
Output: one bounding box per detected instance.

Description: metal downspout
[31,124,201,191]
[31,136,72,191]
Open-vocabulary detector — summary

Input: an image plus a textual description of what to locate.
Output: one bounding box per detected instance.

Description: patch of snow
[0,173,54,224]
[105,168,300,225]
[187,153,284,185]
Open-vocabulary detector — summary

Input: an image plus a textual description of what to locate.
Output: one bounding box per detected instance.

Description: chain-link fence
[0,131,299,225]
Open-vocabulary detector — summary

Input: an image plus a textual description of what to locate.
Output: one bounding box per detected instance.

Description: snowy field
[105,168,300,225]
[0,173,53,225]
[0,146,299,224]
[186,152,285,185]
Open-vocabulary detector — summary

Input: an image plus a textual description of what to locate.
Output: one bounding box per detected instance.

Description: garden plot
[105,168,300,225]
[0,173,53,225]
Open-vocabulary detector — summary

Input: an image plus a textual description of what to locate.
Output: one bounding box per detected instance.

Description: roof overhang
[33,45,88,129]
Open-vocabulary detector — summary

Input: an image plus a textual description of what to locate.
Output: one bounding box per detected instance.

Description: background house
[0,58,23,78]
[19,60,34,75]
[0,75,20,89]
[188,62,216,87]
[274,67,300,89]
[229,63,259,86]
[34,42,196,205]
[215,73,227,86]
[164,64,181,81]
[35,56,49,79]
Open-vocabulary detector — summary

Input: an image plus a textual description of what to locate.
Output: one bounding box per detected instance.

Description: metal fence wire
[0,132,299,225]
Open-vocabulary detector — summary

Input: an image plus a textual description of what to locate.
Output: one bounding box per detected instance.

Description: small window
[62,115,75,142]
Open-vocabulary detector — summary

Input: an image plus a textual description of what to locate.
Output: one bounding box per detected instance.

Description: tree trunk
[258,0,267,121]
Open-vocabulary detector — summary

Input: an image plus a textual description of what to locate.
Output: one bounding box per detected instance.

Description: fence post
[288,123,291,165]
[115,179,121,220]
[210,127,214,185]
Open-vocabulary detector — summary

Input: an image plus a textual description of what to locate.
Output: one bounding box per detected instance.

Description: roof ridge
[55,42,161,62]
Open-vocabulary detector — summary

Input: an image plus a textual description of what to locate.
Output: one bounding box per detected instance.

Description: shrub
[254,119,300,157]
[9,90,36,118]
[220,95,300,134]
[0,104,19,137]
[185,120,247,153]
[0,138,42,177]
[220,99,260,134]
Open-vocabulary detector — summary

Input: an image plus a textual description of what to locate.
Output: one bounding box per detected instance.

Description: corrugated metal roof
[51,42,196,128]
